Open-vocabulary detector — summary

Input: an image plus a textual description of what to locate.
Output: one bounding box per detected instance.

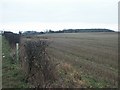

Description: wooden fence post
[16,43,19,63]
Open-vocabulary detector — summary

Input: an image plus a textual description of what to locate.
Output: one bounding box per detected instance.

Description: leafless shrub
[19,38,57,88]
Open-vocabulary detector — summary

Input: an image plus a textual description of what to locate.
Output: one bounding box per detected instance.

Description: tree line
[2,31,21,47]
[22,29,115,35]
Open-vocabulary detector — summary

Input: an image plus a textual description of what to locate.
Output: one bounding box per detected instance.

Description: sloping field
[41,32,118,88]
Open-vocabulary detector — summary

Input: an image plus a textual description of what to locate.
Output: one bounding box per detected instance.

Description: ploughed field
[40,32,118,87]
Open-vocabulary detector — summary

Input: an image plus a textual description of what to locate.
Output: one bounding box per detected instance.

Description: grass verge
[2,37,29,88]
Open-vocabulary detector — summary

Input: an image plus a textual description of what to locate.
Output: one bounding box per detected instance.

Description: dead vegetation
[19,37,57,88]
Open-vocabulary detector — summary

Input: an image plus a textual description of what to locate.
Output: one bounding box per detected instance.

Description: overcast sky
[0,0,119,33]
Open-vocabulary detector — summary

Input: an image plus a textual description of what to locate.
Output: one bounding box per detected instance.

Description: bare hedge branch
[19,38,57,88]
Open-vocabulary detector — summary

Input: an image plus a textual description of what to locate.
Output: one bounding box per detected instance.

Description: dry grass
[40,32,118,88]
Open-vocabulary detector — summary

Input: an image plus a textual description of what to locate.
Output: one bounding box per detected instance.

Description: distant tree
[49,30,54,33]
